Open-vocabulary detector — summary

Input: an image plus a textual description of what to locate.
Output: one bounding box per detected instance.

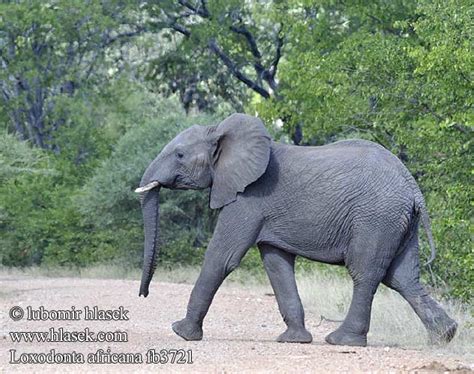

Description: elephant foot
[172,318,203,341]
[429,320,458,345]
[325,328,367,347]
[277,327,313,344]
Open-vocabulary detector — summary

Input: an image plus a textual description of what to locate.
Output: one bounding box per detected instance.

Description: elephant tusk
[135,181,160,193]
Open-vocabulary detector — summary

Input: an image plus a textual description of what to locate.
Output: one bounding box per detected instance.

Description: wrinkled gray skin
[136,113,457,347]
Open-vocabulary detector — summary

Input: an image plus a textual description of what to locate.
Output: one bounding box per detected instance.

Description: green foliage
[0,132,52,180]
[0,0,141,150]
[144,0,283,111]
[0,132,115,267]
[0,134,51,265]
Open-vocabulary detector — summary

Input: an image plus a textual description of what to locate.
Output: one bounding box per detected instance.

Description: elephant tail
[415,196,437,266]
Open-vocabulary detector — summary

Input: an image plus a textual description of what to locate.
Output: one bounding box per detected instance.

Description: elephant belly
[256,223,347,264]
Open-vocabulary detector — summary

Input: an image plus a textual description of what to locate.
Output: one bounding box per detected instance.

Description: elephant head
[135,113,271,297]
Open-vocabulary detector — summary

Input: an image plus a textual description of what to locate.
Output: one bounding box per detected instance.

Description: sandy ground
[0,274,472,373]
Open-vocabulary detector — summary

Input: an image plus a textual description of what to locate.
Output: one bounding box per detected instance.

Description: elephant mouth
[135,181,160,193]
[173,175,201,190]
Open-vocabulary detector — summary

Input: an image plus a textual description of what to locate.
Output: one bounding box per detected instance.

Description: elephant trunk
[137,185,161,297]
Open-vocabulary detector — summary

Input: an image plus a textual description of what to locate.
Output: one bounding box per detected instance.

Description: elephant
[135,113,457,347]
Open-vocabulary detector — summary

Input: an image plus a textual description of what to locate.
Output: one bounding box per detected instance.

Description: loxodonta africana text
[135,113,457,346]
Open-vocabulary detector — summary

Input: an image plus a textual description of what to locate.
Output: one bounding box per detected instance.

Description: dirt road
[1,275,472,373]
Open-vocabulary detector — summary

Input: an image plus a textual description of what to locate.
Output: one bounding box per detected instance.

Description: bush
[0,133,53,265]
[0,138,114,267]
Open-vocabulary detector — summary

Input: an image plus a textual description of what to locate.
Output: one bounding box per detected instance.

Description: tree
[0,1,144,151]
[144,0,285,112]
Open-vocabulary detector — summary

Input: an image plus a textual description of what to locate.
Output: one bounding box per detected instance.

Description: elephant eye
[176,151,184,159]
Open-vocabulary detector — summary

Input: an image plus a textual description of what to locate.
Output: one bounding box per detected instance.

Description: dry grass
[0,264,141,280]
[295,270,473,357]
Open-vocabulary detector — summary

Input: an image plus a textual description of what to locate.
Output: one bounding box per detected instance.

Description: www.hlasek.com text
[10,327,127,343]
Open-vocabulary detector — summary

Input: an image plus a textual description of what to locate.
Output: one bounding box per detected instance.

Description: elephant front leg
[259,244,312,343]
[171,259,221,341]
[172,205,262,341]
[172,246,247,341]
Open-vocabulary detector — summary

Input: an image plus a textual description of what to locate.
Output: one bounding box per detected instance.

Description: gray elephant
[135,113,457,346]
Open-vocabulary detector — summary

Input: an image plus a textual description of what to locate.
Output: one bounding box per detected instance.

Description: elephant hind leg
[326,229,398,347]
[382,235,457,344]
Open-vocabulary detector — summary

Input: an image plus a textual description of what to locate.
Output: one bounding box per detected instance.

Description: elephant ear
[209,113,271,209]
